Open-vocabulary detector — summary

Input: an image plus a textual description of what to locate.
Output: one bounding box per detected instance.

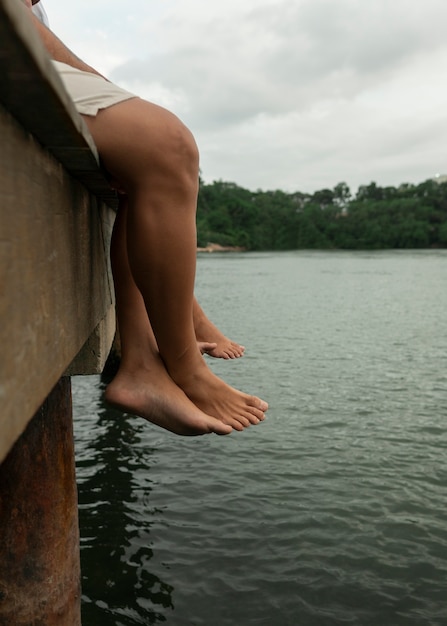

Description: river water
[73,250,447,626]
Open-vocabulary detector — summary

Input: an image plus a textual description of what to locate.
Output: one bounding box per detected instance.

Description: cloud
[42,0,447,192]
[110,0,447,129]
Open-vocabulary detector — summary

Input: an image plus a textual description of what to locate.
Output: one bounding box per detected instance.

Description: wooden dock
[0,0,118,622]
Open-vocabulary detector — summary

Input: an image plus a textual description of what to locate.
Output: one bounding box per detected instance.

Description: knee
[94,101,200,192]
[161,117,200,181]
[134,115,200,201]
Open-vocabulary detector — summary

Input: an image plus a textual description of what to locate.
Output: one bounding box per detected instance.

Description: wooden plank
[66,302,116,377]
[0,0,121,462]
[0,103,115,463]
[0,378,81,626]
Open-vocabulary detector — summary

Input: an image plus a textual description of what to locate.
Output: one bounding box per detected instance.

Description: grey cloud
[265,0,446,71]
[111,0,447,131]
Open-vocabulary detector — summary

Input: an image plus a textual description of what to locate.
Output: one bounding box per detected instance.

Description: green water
[73,250,447,625]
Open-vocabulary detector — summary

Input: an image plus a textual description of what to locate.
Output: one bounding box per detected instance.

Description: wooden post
[0,378,81,626]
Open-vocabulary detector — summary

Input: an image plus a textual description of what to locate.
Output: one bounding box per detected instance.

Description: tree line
[196,178,447,250]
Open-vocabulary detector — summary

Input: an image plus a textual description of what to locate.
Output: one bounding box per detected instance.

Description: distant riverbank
[197,178,447,251]
[197,242,246,253]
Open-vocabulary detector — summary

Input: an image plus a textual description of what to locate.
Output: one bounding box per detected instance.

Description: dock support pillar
[0,378,81,626]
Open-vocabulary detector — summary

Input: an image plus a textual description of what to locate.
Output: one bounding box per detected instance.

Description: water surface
[73,250,447,625]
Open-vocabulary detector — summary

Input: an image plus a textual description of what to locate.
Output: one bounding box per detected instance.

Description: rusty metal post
[0,377,81,626]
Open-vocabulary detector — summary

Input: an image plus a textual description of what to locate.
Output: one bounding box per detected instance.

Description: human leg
[193,300,245,359]
[110,198,244,359]
[82,98,267,428]
[104,197,233,435]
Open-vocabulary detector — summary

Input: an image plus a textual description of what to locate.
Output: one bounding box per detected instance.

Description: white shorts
[52,61,137,116]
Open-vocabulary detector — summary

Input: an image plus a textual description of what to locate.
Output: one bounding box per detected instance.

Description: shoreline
[197,242,246,253]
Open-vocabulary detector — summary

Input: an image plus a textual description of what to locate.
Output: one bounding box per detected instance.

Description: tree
[196,176,447,251]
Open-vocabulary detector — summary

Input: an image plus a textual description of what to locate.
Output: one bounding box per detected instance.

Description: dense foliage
[196,178,447,250]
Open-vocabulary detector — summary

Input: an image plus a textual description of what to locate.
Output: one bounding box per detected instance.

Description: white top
[32,1,49,27]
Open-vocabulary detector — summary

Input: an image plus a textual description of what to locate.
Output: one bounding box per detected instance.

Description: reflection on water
[73,251,447,626]
[75,384,173,625]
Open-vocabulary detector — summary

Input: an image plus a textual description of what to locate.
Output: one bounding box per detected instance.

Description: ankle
[164,345,207,386]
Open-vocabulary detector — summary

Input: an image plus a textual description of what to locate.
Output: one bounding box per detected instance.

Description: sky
[42,0,447,194]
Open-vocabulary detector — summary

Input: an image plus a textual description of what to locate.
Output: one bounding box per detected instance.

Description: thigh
[82,97,197,190]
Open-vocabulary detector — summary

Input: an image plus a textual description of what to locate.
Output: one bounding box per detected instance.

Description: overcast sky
[42,0,447,194]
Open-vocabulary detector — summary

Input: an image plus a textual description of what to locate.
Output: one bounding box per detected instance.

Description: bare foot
[104,356,233,436]
[194,302,245,359]
[170,351,268,432]
[198,341,218,355]
[198,337,245,359]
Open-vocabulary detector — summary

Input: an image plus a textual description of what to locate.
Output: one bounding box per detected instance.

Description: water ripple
[73,251,447,626]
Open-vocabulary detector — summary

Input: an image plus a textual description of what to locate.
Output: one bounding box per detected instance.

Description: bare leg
[104,199,232,435]
[111,198,243,359]
[194,300,245,359]
[82,98,267,430]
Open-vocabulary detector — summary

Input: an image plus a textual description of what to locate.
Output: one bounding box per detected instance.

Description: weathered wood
[0,1,122,623]
[0,0,119,463]
[66,304,117,377]
[0,377,81,626]
[0,103,115,463]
